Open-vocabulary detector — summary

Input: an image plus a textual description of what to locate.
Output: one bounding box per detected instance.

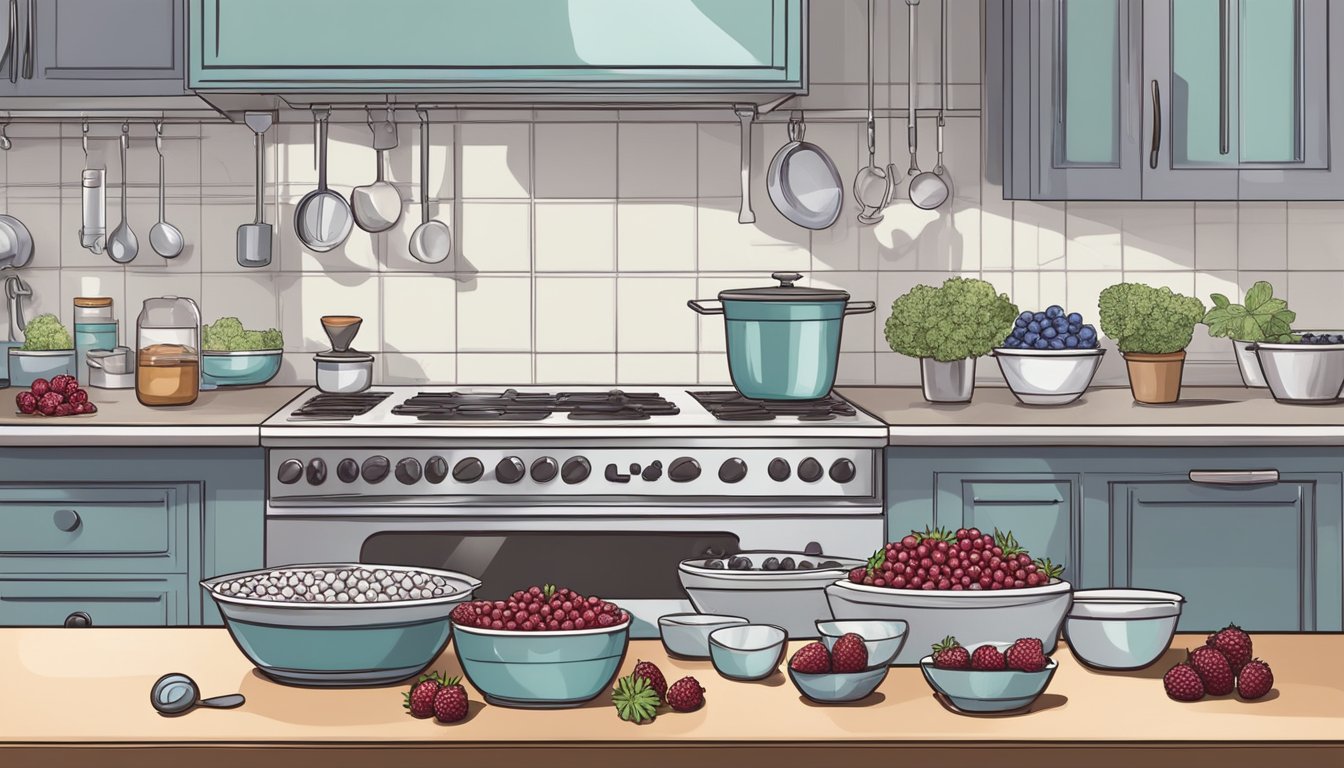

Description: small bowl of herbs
[201,317,283,387]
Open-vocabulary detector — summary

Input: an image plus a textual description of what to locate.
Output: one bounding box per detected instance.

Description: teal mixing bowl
[452,621,631,708]
[202,349,282,387]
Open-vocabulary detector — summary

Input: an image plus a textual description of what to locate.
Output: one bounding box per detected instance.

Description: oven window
[360,532,741,600]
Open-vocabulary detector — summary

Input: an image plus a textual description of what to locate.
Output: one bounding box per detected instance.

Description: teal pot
[690,272,875,401]
[202,349,283,387]
[8,349,76,388]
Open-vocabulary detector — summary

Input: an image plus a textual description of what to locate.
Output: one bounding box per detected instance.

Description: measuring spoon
[150,673,245,717]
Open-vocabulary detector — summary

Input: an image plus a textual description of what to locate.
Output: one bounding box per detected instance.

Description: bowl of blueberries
[678,546,866,639]
[993,305,1105,406]
[1252,330,1344,403]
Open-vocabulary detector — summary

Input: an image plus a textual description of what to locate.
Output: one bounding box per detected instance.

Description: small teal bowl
[452,621,631,708]
[919,648,1058,713]
[708,624,787,681]
[816,619,908,667]
[659,613,749,659]
[788,664,889,703]
[202,350,283,387]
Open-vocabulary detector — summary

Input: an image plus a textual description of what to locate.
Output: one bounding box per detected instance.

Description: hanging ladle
[149,122,184,258]
[908,0,951,210]
[853,0,898,224]
[107,123,138,264]
[408,109,451,264]
[150,673,244,717]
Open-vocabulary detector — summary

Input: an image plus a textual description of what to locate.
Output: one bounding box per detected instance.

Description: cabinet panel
[936,476,1074,571]
[21,0,185,96]
[0,484,188,572]
[0,576,184,626]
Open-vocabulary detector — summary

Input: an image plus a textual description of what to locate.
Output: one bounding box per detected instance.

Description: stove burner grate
[689,391,856,421]
[288,391,393,421]
[390,389,680,421]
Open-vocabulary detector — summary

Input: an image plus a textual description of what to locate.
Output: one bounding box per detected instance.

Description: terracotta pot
[1122,351,1186,404]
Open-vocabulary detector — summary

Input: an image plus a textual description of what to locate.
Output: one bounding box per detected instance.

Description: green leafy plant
[19,314,73,351]
[202,316,283,351]
[1097,283,1205,354]
[884,277,1019,362]
[1202,281,1295,342]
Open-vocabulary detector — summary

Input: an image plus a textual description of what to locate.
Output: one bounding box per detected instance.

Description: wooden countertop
[1,630,1339,767]
[0,387,305,446]
[838,385,1344,445]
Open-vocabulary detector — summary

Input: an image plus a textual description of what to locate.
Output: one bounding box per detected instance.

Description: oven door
[265,506,883,637]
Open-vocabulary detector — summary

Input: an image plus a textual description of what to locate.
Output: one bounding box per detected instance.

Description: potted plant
[885,277,1019,403]
[8,313,76,388]
[1098,283,1206,404]
[1201,281,1295,388]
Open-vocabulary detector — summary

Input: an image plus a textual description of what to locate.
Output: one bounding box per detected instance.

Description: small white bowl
[992,347,1105,406]
[815,619,908,667]
[658,613,748,659]
[1064,588,1184,670]
[708,624,787,681]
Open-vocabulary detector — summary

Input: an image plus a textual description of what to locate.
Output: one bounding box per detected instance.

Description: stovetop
[390,389,680,421]
[689,391,856,421]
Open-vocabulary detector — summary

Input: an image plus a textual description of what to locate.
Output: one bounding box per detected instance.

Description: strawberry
[632,659,667,702]
[433,676,469,723]
[403,672,443,718]
[830,632,869,673]
[1236,659,1274,700]
[970,644,1006,670]
[1163,662,1206,702]
[931,636,970,669]
[1206,624,1253,673]
[666,676,705,712]
[1188,646,1234,696]
[789,641,831,674]
[1004,637,1047,672]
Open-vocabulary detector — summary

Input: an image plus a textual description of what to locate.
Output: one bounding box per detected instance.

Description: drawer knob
[53,509,81,532]
[64,611,92,628]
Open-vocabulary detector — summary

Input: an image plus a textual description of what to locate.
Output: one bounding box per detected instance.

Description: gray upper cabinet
[4,0,185,97]
[991,0,1344,200]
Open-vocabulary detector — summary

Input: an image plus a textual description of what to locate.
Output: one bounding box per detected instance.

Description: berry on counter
[789,642,832,674]
[970,644,1006,671]
[830,633,869,673]
[666,676,705,713]
[1236,659,1274,700]
[1004,638,1048,673]
[403,672,443,719]
[931,636,970,670]
[1207,624,1253,674]
[632,659,668,703]
[432,677,469,724]
[1164,663,1206,702]
[1188,646,1235,696]
[13,377,93,418]
[612,673,660,724]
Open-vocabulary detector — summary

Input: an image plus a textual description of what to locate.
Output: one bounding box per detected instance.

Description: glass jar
[73,297,117,386]
[135,296,201,407]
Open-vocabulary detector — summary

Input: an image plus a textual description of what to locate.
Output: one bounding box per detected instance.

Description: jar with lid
[73,297,117,385]
[135,296,201,407]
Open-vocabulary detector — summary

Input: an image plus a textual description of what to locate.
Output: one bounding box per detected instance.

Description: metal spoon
[908,0,951,211]
[150,673,245,717]
[853,0,897,224]
[108,125,138,264]
[408,109,451,264]
[149,123,184,259]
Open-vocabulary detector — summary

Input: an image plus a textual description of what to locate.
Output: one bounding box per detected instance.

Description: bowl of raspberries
[14,376,97,417]
[450,584,632,708]
[920,636,1058,713]
[787,628,894,704]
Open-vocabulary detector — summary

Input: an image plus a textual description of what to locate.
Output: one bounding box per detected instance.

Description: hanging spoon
[0,117,11,151]
[149,122,184,258]
[108,124,138,264]
[150,673,245,717]
[408,109,451,264]
[853,0,897,224]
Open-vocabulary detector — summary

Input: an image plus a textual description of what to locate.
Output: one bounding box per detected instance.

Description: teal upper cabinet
[991,0,1344,199]
[188,0,805,93]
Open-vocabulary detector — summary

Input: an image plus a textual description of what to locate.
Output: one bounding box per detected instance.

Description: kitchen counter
[839,385,1344,445]
[0,387,305,446]
[1,630,1339,767]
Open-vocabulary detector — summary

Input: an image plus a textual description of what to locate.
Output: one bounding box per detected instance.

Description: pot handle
[844,301,877,315]
[687,300,724,315]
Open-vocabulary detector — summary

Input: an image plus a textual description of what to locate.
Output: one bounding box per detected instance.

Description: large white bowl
[992,348,1105,406]
[825,579,1073,665]
[679,551,865,638]
[1064,588,1184,670]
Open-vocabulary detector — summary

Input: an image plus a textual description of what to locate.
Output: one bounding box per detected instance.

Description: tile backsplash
[1,0,1340,388]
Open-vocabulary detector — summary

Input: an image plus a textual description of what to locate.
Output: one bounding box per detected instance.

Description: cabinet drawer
[0,484,188,571]
[0,577,185,626]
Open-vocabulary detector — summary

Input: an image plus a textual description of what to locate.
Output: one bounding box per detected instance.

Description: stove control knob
[718,458,748,484]
[496,456,526,484]
[768,458,791,481]
[829,458,857,484]
[531,457,559,483]
[306,458,327,485]
[425,456,449,484]
[668,457,701,483]
[276,459,304,485]
[453,457,485,484]
[336,458,360,484]
[561,456,591,485]
[396,458,422,485]
[798,457,824,483]
[361,456,390,484]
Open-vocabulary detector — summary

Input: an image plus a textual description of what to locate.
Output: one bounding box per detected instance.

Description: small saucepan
[689,272,875,401]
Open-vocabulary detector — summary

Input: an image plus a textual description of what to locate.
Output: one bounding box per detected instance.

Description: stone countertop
[838,386,1344,445]
[0,387,307,446]
[0,631,1338,767]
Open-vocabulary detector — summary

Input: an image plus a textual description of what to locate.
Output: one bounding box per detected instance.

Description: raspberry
[37,392,62,415]
[67,389,89,406]
[830,632,868,673]
[1164,662,1205,702]
[666,676,705,712]
[1236,659,1273,700]
[789,642,831,674]
[403,672,443,718]
[1005,637,1048,672]
[971,644,1006,670]
[53,404,72,416]
[15,391,37,414]
[29,378,49,397]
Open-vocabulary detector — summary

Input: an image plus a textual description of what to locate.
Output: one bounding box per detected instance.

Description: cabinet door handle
[52,508,81,532]
[1188,470,1280,485]
[2,0,15,84]
[64,611,91,628]
[1149,79,1161,169]
[20,0,30,79]
[1219,0,1230,155]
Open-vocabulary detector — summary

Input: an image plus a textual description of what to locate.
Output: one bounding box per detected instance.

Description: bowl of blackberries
[993,305,1105,406]
[679,547,867,638]
[1252,331,1344,403]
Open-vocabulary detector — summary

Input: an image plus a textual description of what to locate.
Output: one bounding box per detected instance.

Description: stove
[261,386,887,636]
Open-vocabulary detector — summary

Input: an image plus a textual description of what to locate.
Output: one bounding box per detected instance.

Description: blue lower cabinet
[934,476,1075,572]
[0,576,187,626]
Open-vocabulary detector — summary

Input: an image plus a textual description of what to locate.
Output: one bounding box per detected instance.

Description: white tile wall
[1,0,1338,388]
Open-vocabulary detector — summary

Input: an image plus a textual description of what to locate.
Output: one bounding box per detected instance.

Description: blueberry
[1053,317,1069,330]
[1027,321,1041,333]
[1003,337,1019,347]
[1046,305,1064,318]
[1015,317,1028,328]
[780,557,796,570]
[1042,327,1057,339]
[1079,325,1097,340]
[706,559,725,569]
[1079,337,1096,349]
[1019,311,1033,323]
[1068,323,1081,334]
[762,556,780,571]
[1024,332,1040,344]
[1033,338,1049,349]
[1064,335,1080,348]
[1013,327,1027,339]
[1067,312,1083,325]
[1049,338,1066,350]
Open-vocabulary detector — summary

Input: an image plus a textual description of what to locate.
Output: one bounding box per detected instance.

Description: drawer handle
[64,611,91,628]
[53,509,81,532]
[1188,470,1280,485]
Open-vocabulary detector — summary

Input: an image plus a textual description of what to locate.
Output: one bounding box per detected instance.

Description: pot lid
[314,349,374,363]
[718,272,851,302]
